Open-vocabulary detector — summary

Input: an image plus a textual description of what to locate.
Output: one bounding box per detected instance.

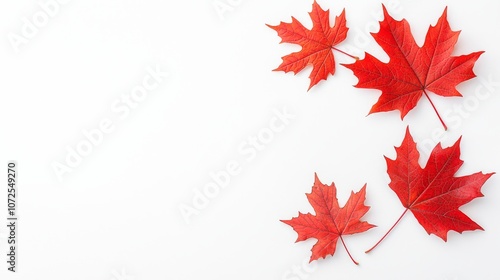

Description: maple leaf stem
[339,236,359,265]
[423,90,448,131]
[365,208,409,254]
[332,47,359,61]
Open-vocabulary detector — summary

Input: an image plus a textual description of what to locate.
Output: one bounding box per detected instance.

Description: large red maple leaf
[366,127,494,253]
[267,1,353,90]
[343,6,483,130]
[282,174,375,264]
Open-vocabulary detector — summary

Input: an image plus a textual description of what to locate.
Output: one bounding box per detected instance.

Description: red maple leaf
[282,174,375,264]
[343,6,483,130]
[267,1,355,90]
[366,127,494,253]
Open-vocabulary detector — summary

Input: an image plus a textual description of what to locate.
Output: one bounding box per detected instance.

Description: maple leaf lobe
[282,173,375,263]
[267,1,349,90]
[343,5,483,121]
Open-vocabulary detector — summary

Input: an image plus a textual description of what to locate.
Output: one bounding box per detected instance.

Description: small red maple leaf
[282,173,375,264]
[343,6,483,130]
[267,1,355,90]
[366,127,494,253]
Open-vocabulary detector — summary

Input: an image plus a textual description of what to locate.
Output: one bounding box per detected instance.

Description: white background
[0,0,499,279]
